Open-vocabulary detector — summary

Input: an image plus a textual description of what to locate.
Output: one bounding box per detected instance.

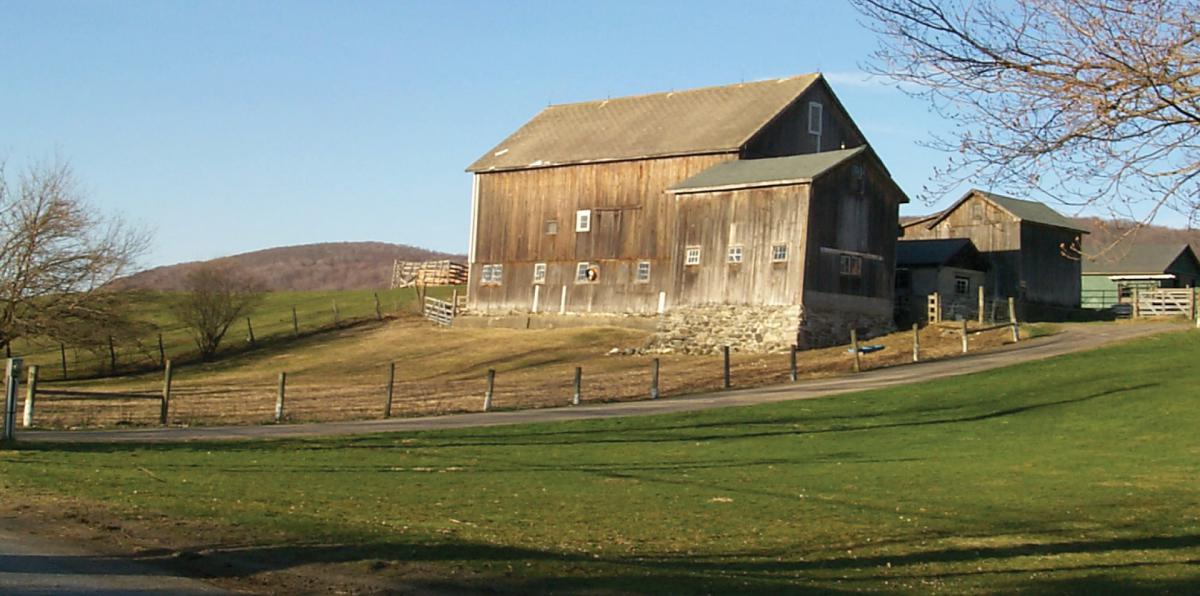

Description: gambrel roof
[467,75,822,172]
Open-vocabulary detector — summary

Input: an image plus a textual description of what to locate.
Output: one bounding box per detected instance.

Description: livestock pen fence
[2,318,1025,436]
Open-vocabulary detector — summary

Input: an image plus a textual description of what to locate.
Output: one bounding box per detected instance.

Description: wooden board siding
[802,155,900,301]
[469,153,735,314]
[904,194,1026,302]
[671,185,810,305]
[1020,225,1082,307]
[743,83,865,158]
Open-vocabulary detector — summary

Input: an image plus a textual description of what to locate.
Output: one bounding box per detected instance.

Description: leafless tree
[0,160,149,353]
[851,0,1200,250]
[173,265,264,360]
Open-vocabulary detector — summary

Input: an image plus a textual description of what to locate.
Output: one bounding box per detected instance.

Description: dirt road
[17,321,1186,444]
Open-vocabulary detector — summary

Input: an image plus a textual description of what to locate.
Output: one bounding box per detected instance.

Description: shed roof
[924,189,1087,233]
[1082,244,1199,275]
[896,238,987,270]
[666,147,864,193]
[467,75,821,172]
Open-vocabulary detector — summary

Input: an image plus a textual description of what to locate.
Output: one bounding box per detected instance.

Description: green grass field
[13,286,462,379]
[2,330,1198,593]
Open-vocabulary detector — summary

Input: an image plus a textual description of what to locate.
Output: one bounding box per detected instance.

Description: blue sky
[4,1,981,268]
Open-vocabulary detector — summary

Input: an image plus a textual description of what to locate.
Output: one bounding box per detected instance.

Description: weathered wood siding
[743,82,865,158]
[1166,252,1200,287]
[671,185,810,305]
[469,153,735,313]
[1020,224,1082,307]
[903,194,1023,301]
[802,155,900,301]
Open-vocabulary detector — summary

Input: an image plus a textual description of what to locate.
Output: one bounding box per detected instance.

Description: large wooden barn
[901,189,1086,311]
[465,74,909,350]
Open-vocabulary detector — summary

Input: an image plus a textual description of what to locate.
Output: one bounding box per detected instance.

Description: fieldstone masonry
[651,303,895,354]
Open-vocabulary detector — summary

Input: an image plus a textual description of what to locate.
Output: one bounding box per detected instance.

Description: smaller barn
[902,189,1087,312]
[894,238,989,324]
[1081,244,1200,309]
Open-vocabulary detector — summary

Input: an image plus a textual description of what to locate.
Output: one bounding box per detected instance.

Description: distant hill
[113,242,465,292]
[902,215,1198,254]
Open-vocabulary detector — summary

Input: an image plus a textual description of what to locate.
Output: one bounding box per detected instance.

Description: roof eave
[668,178,813,195]
[466,148,740,174]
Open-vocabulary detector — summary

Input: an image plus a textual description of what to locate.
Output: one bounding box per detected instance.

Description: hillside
[113,242,465,292]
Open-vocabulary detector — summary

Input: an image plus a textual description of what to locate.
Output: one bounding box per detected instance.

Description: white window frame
[480,264,493,284]
[635,261,651,283]
[771,243,789,262]
[839,254,862,277]
[808,102,823,134]
[685,246,702,266]
[727,245,744,264]
[532,263,546,284]
[575,262,591,283]
[481,263,503,285]
[954,276,970,295]
[575,210,591,232]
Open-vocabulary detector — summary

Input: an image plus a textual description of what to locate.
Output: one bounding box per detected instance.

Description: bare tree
[0,160,149,353]
[851,0,1200,247]
[173,265,264,360]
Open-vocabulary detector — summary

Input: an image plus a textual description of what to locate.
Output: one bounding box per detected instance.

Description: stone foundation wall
[798,307,895,349]
[651,304,802,354]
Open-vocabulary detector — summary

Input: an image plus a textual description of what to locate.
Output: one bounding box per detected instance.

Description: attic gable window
[808,101,823,150]
[575,210,591,232]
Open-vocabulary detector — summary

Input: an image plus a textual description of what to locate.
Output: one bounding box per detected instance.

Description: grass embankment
[30,317,1019,428]
[13,286,461,378]
[2,330,1197,593]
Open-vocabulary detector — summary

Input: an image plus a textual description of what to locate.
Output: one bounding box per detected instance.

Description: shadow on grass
[120,532,1200,595]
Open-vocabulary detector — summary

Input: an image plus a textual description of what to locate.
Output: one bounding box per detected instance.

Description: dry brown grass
[28,315,1019,429]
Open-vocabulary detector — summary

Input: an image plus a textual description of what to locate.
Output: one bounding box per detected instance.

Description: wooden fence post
[789,345,798,382]
[572,366,582,405]
[384,362,395,418]
[483,369,495,412]
[59,343,68,379]
[978,285,986,324]
[160,360,173,425]
[3,358,21,443]
[850,330,861,373]
[912,323,920,362]
[23,365,37,428]
[451,289,458,317]
[722,346,731,389]
[157,333,166,367]
[1008,297,1020,342]
[246,317,256,345]
[1132,288,1141,319]
[961,319,969,354]
[275,372,287,423]
[650,358,660,399]
[332,300,340,325]
[292,306,300,336]
[374,293,383,321]
[108,335,117,372]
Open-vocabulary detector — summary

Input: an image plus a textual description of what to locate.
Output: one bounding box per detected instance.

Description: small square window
[533,263,546,284]
[954,276,970,295]
[481,264,502,285]
[480,264,493,283]
[575,210,591,232]
[545,220,558,235]
[727,245,743,264]
[685,246,701,266]
[575,262,591,283]
[771,244,788,262]
[839,255,862,277]
[635,261,651,283]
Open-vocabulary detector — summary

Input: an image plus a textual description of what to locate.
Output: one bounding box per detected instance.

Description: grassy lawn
[2,331,1198,593]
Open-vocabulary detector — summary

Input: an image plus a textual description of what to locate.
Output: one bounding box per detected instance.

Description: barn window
[971,202,983,221]
[808,102,822,135]
[533,263,546,284]
[771,244,789,262]
[954,276,970,295]
[635,261,651,283]
[481,264,503,285]
[575,210,591,232]
[545,220,558,235]
[575,262,596,283]
[685,246,702,266]
[839,254,862,277]
[727,245,743,263]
